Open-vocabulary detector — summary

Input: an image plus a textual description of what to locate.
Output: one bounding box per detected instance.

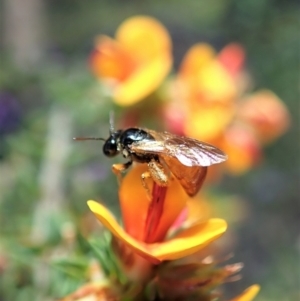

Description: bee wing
[164,135,227,167]
[130,140,166,153]
[163,155,208,196]
[131,130,227,167]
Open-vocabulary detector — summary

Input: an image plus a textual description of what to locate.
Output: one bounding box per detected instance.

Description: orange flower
[166,43,290,175]
[88,164,227,264]
[177,43,237,142]
[90,16,172,106]
[220,125,261,175]
[237,90,291,143]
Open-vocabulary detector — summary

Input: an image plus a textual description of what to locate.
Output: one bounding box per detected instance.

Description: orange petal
[119,164,187,242]
[169,196,212,234]
[179,43,216,78]
[238,90,290,143]
[90,36,136,82]
[221,125,261,175]
[186,197,211,225]
[87,200,226,263]
[231,285,260,301]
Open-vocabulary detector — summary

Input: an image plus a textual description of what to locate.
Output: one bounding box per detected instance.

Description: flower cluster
[61,14,291,301]
[62,165,259,301]
[166,43,290,175]
[90,15,290,176]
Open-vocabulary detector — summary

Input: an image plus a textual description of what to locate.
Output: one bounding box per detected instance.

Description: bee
[74,117,227,197]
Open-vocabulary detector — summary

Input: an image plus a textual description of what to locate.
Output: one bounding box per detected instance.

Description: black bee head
[103,130,122,157]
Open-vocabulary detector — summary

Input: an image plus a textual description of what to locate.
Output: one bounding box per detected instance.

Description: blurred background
[0,0,299,300]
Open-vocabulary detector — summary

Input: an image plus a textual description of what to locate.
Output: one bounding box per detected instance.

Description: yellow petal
[196,60,237,103]
[114,53,172,106]
[87,200,226,263]
[180,43,216,76]
[114,16,172,105]
[148,218,227,261]
[116,16,172,62]
[184,104,235,141]
[231,285,260,301]
[87,200,160,264]
[179,43,237,105]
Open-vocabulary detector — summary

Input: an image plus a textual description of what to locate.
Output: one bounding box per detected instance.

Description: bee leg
[141,161,169,200]
[148,160,169,187]
[141,171,152,200]
[112,161,132,184]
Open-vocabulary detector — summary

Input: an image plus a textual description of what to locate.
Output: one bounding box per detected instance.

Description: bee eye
[103,139,118,157]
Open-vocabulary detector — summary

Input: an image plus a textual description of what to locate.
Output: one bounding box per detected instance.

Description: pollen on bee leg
[148,160,169,187]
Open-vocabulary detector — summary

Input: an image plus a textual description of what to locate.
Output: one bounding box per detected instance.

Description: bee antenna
[73,137,106,141]
[109,111,115,134]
